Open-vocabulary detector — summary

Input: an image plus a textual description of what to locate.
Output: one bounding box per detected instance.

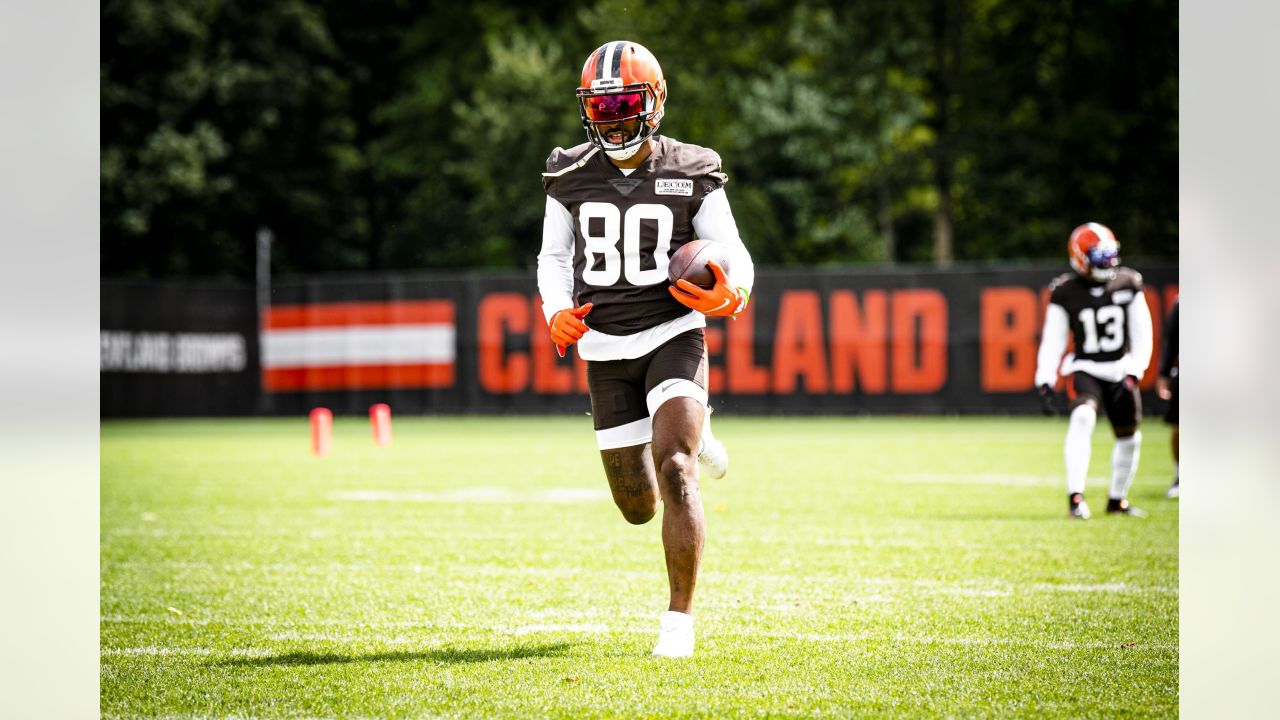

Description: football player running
[1035,223,1154,520]
[536,41,754,658]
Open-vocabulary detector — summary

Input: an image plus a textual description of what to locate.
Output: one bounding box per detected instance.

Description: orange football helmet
[577,41,667,160]
[1068,222,1120,282]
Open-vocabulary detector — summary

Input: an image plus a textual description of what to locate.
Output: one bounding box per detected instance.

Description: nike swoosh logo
[709,299,730,312]
[660,381,680,392]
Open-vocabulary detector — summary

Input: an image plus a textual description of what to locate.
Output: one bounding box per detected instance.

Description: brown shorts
[586,329,708,449]
[1070,371,1142,431]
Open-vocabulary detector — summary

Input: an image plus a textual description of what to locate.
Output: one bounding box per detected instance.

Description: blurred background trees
[101,0,1177,279]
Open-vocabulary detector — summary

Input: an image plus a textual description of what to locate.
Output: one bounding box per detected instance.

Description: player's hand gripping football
[1037,384,1058,416]
[548,302,593,357]
[668,260,748,318]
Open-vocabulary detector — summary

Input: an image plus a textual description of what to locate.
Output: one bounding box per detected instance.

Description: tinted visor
[1087,243,1119,268]
[583,92,646,122]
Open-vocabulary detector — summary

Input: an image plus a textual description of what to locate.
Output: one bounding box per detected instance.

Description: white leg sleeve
[698,408,712,455]
[1065,405,1097,495]
[1109,431,1142,500]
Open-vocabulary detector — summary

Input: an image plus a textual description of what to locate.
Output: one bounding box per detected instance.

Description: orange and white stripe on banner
[261,300,456,392]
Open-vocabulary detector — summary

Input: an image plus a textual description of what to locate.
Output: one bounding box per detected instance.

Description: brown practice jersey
[542,135,727,336]
[1048,268,1145,363]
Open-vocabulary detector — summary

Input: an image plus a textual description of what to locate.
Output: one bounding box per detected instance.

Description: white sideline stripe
[261,325,454,367]
[328,488,609,504]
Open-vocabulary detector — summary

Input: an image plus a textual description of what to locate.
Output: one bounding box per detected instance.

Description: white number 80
[579,201,673,287]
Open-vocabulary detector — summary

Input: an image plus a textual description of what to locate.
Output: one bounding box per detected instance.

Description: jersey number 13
[1078,305,1125,354]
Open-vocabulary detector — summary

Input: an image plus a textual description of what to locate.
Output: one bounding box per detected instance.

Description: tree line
[102,0,1177,279]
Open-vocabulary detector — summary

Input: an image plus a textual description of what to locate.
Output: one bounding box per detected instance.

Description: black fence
[101,263,1177,417]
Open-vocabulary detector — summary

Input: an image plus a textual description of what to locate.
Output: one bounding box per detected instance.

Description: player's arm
[536,196,591,356]
[673,188,752,317]
[1035,303,1070,391]
[1126,290,1154,380]
[690,188,755,298]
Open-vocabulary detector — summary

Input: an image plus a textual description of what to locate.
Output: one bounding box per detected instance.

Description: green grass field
[101,416,1178,719]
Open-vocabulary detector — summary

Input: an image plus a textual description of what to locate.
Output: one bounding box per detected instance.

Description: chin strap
[604,143,643,161]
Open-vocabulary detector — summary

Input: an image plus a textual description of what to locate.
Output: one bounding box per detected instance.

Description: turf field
[101,416,1178,719]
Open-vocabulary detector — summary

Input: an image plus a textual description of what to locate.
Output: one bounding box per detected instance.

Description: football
[668,239,730,290]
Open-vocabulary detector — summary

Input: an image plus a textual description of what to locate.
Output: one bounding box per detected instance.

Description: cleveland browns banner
[101,264,1177,417]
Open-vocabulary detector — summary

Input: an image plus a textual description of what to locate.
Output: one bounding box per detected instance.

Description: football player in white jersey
[536,41,755,657]
[1035,223,1154,519]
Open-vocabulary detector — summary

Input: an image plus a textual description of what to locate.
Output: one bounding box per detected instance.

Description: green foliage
[444,24,583,269]
[101,0,1178,278]
[102,416,1178,718]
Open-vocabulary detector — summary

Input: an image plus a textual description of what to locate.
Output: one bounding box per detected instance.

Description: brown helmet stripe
[607,41,626,79]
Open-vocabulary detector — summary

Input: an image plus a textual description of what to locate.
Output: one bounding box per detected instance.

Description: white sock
[1064,405,1097,495]
[1110,431,1142,499]
[661,609,693,626]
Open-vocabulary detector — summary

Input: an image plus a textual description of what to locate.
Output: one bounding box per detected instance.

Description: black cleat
[1068,492,1091,520]
[1106,497,1147,517]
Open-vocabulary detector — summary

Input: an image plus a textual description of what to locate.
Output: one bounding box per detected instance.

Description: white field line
[101,611,649,628]
[892,473,1083,487]
[101,576,1174,631]
[102,646,272,658]
[101,631,1176,660]
[910,579,1178,596]
[103,714,415,720]
[105,527,579,539]
[102,560,1177,597]
[1027,582,1178,594]
[101,562,655,580]
[508,623,611,635]
[101,615,479,628]
[730,631,1177,651]
[327,487,609,504]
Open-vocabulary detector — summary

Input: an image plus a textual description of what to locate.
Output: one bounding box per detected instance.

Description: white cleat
[698,434,729,480]
[651,610,695,658]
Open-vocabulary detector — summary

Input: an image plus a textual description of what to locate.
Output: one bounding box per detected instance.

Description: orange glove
[548,302,593,357]
[669,261,749,318]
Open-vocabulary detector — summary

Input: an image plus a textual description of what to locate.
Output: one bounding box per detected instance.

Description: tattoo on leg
[602,447,655,499]
[612,473,650,498]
